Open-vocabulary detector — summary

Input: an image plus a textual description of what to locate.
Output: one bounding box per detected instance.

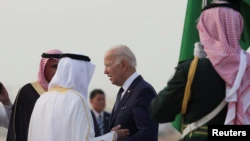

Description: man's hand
[111,125,129,139]
[0,82,11,106]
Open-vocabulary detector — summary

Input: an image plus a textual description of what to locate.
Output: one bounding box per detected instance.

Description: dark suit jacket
[91,110,110,137]
[109,75,159,141]
[149,58,227,140]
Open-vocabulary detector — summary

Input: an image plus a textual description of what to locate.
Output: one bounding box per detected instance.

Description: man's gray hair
[109,44,137,68]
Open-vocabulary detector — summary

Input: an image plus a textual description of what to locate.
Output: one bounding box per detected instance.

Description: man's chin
[110,79,121,86]
[111,81,118,86]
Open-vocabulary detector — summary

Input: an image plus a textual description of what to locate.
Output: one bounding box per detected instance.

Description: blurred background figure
[89,89,111,137]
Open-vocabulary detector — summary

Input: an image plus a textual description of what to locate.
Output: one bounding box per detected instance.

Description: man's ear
[122,60,129,71]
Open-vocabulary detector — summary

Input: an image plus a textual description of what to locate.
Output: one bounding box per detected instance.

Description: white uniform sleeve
[0,103,12,128]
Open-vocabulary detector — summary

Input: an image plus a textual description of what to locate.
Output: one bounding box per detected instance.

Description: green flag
[172,0,250,132]
[240,0,250,49]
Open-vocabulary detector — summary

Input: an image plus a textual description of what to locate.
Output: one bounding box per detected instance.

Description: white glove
[246,47,250,53]
[194,42,207,58]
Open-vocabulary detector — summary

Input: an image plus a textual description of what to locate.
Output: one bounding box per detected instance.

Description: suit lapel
[91,110,97,125]
[103,112,109,133]
[109,105,116,130]
[90,110,100,136]
[109,76,143,129]
[113,89,132,117]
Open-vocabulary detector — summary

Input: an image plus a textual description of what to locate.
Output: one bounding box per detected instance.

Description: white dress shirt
[92,109,104,120]
[121,72,139,99]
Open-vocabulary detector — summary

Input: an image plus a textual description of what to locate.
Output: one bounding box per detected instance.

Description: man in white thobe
[28,53,129,141]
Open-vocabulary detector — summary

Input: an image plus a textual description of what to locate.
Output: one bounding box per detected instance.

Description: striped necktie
[98,115,104,135]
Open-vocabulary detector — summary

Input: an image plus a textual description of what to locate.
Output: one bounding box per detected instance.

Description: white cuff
[112,131,118,141]
[194,42,207,58]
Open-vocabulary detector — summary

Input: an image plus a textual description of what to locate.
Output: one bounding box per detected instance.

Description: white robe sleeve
[0,103,12,128]
[88,131,117,141]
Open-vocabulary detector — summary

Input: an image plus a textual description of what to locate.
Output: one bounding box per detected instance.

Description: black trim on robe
[7,83,41,141]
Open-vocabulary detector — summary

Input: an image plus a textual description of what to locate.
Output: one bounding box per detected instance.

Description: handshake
[111,125,130,139]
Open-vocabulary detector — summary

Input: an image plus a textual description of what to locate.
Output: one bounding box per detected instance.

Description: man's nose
[104,69,108,74]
